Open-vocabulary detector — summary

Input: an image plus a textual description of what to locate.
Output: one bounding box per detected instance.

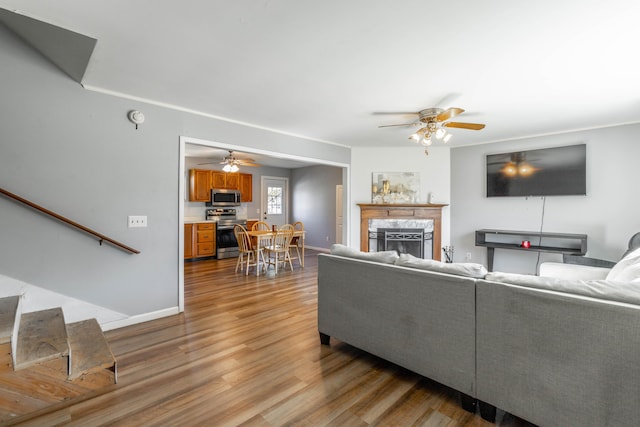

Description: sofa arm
[539,262,610,280]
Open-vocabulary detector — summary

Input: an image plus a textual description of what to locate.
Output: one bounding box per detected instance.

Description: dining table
[247,229,306,268]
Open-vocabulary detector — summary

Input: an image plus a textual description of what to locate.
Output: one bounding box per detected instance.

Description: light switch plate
[128,215,147,228]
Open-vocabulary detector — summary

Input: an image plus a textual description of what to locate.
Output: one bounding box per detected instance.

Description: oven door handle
[217,225,235,230]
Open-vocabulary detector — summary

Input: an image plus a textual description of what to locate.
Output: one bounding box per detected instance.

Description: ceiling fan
[378,107,485,155]
[198,150,261,171]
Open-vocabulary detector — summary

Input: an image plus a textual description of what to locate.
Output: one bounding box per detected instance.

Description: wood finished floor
[8,250,535,426]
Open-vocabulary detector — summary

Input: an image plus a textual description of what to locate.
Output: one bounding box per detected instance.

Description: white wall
[350,146,451,252]
[451,124,640,274]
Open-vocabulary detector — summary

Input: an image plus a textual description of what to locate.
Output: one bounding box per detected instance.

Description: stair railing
[0,187,140,254]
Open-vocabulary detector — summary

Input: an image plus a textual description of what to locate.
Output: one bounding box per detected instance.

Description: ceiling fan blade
[436,107,465,122]
[372,111,419,115]
[378,122,419,128]
[444,122,486,130]
[197,161,217,165]
[237,161,260,167]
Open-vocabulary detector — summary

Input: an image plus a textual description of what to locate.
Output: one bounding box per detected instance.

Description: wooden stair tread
[67,319,116,380]
[15,308,68,370]
[0,296,19,344]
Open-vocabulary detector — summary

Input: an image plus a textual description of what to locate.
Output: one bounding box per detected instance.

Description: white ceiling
[2,0,640,154]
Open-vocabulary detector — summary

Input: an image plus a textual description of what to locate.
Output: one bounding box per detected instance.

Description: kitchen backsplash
[184,203,248,221]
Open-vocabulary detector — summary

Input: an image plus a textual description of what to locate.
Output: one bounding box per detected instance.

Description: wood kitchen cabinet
[184,224,194,258]
[239,173,252,202]
[189,169,212,202]
[211,172,239,190]
[196,223,216,257]
[211,172,224,189]
[184,222,216,259]
[189,169,252,202]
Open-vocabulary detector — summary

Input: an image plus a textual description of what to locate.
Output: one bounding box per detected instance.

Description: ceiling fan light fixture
[377,107,484,155]
[500,162,518,177]
[230,164,239,173]
[517,161,537,177]
[222,163,232,172]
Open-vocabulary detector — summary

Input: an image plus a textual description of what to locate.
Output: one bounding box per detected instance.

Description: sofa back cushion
[606,247,640,283]
[330,244,399,264]
[485,271,640,305]
[395,253,488,278]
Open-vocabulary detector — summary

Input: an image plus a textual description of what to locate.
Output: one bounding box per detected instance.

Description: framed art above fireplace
[371,172,420,204]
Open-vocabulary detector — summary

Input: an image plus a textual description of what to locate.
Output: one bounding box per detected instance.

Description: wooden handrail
[0,188,140,254]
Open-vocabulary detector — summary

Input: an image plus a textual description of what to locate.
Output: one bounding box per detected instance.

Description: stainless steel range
[206,208,246,259]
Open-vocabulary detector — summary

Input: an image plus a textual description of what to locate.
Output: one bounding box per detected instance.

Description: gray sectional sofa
[317,243,640,426]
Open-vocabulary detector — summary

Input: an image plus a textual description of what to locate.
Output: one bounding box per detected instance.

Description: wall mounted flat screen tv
[486,144,586,197]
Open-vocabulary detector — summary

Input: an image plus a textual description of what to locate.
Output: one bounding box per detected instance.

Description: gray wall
[0,25,350,316]
[451,124,640,274]
[291,165,343,249]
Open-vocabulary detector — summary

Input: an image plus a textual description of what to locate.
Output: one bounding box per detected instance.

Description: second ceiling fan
[199,150,261,172]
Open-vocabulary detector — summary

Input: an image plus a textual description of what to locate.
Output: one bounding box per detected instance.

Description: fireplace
[358,203,446,261]
[368,219,434,259]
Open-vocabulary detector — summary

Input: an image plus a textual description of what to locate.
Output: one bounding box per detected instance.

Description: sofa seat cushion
[330,244,399,264]
[395,253,488,278]
[606,247,640,283]
[485,271,640,306]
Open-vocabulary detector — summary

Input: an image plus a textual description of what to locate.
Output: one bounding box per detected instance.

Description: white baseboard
[101,306,182,331]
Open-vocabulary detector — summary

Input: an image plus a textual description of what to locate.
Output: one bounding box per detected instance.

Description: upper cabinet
[239,173,252,202]
[212,172,239,190]
[189,169,252,202]
[189,169,211,202]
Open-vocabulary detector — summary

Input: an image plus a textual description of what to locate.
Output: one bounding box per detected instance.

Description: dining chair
[234,224,262,276]
[291,221,304,267]
[264,228,294,274]
[251,221,270,231]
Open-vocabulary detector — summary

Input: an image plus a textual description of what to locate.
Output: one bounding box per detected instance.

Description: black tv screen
[486,144,586,197]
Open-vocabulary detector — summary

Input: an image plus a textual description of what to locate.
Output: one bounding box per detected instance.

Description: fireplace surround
[358,204,447,261]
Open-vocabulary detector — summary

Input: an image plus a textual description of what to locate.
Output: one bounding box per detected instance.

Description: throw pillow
[330,244,399,264]
[606,247,640,283]
[395,253,488,278]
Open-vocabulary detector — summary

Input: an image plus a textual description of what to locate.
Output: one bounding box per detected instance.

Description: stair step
[67,318,117,382]
[15,308,69,371]
[0,296,20,344]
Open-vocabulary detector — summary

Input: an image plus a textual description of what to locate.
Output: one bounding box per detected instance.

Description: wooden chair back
[234,224,252,253]
[251,221,270,231]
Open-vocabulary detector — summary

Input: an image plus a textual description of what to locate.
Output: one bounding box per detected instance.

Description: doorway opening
[178,136,351,312]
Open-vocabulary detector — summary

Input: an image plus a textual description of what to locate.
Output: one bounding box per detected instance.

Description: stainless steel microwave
[206,189,241,206]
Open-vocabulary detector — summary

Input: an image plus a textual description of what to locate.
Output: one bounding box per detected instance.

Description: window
[267,186,282,214]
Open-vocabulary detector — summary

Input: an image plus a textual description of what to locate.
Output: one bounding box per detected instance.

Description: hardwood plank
[0,344,11,374]
[14,308,68,371]
[5,250,536,426]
